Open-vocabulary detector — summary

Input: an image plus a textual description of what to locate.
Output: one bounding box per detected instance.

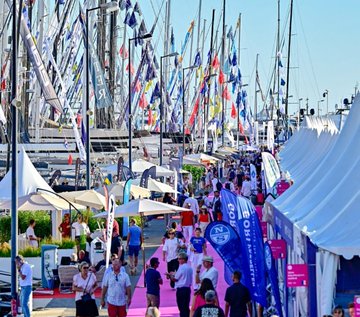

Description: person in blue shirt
[126,219,143,275]
[190,227,207,290]
[145,257,163,308]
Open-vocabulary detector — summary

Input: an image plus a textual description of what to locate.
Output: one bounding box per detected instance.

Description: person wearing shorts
[126,219,143,275]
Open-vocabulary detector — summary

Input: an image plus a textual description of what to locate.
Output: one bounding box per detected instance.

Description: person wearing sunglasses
[101,259,131,317]
[72,261,98,317]
[162,228,185,288]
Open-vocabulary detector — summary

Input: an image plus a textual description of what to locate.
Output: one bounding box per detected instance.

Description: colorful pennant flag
[212,54,220,69]
[219,69,225,85]
[222,86,231,101]
[231,102,237,118]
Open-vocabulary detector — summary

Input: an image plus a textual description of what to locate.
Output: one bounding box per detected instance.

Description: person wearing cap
[193,290,225,317]
[15,255,33,317]
[224,271,252,317]
[145,257,163,308]
[162,228,185,288]
[195,255,219,290]
[167,252,193,317]
[183,191,200,223]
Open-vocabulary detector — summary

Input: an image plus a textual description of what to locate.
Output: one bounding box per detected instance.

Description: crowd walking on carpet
[18,149,286,317]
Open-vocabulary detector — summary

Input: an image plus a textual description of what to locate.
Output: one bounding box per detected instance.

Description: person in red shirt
[181,205,195,244]
[58,214,71,238]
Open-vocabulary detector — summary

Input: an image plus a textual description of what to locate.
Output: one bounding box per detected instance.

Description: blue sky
[139,0,360,115]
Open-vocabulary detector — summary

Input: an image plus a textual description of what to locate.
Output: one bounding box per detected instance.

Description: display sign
[274,208,294,248]
[255,205,263,220]
[268,239,287,259]
[260,221,267,239]
[277,180,290,196]
[286,264,308,287]
[354,295,360,317]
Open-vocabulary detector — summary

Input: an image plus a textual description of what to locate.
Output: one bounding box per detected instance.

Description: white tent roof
[96,182,151,199]
[103,159,174,177]
[272,94,360,259]
[0,148,54,201]
[279,129,338,183]
[183,153,219,165]
[93,198,190,218]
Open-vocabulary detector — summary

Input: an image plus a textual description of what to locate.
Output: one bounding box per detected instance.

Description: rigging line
[294,0,320,99]
[0,9,11,39]
[148,0,166,57]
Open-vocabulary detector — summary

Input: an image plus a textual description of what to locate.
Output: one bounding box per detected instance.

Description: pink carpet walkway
[127,242,227,317]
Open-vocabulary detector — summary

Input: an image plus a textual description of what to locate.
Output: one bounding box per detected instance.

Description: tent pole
[141,212,146,287]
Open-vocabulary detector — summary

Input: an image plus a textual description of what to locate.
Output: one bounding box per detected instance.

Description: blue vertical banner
[205,221,244,276]
[264,242,283,317]
[221,189,267,307]
[122,178,132,237]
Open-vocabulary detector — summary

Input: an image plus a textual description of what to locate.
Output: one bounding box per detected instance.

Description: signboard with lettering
[286,264,308,287]
[274,208,294,248]
[268,239,287,259]
[354,295,360,317]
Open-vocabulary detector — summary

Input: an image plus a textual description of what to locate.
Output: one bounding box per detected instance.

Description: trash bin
[47,278,55,290]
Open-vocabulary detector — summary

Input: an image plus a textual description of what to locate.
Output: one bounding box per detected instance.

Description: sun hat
[202,255,214,263]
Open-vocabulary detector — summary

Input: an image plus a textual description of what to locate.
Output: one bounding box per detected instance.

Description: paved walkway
[32,217,167,317]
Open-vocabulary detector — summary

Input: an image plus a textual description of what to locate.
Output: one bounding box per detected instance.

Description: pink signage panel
[260,221,267,239]
[255,205,263,220]
[355,295,360,317]
[268,239,287,259]
[286,264,308,287]
[277,180,290,196]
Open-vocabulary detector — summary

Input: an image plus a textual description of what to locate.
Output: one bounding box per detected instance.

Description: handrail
[36,188,82,215]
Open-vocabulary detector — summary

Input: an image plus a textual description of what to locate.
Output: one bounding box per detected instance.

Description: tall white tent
[0,147,54,200]
[0,148,62,240]
[271,94,360,316]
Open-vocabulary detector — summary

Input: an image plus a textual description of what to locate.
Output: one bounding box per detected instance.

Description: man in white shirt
[241,176,252,198]
[195,255,219,290]
[168,252,193,317]
[163,229,185,288]
[212,176,219,192]
[101,259,131,317]
[26,219,40,248]
[183,192,200,223]
[16,255,33,317]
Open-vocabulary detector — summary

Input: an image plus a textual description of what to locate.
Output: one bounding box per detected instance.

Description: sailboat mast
[34,0,45,142]
[221,0,226,146]
[272,0,280,122]
[108,10,117,129]
[163,0,171,132]
[204,9,215,152]
[236,13,241,150]
[120,17,127,118]
[254,53,259,122]
[285,0,294,138]
[199,18,206,139]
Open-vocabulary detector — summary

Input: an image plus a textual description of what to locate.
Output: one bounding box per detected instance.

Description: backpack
[216,179,223,191]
